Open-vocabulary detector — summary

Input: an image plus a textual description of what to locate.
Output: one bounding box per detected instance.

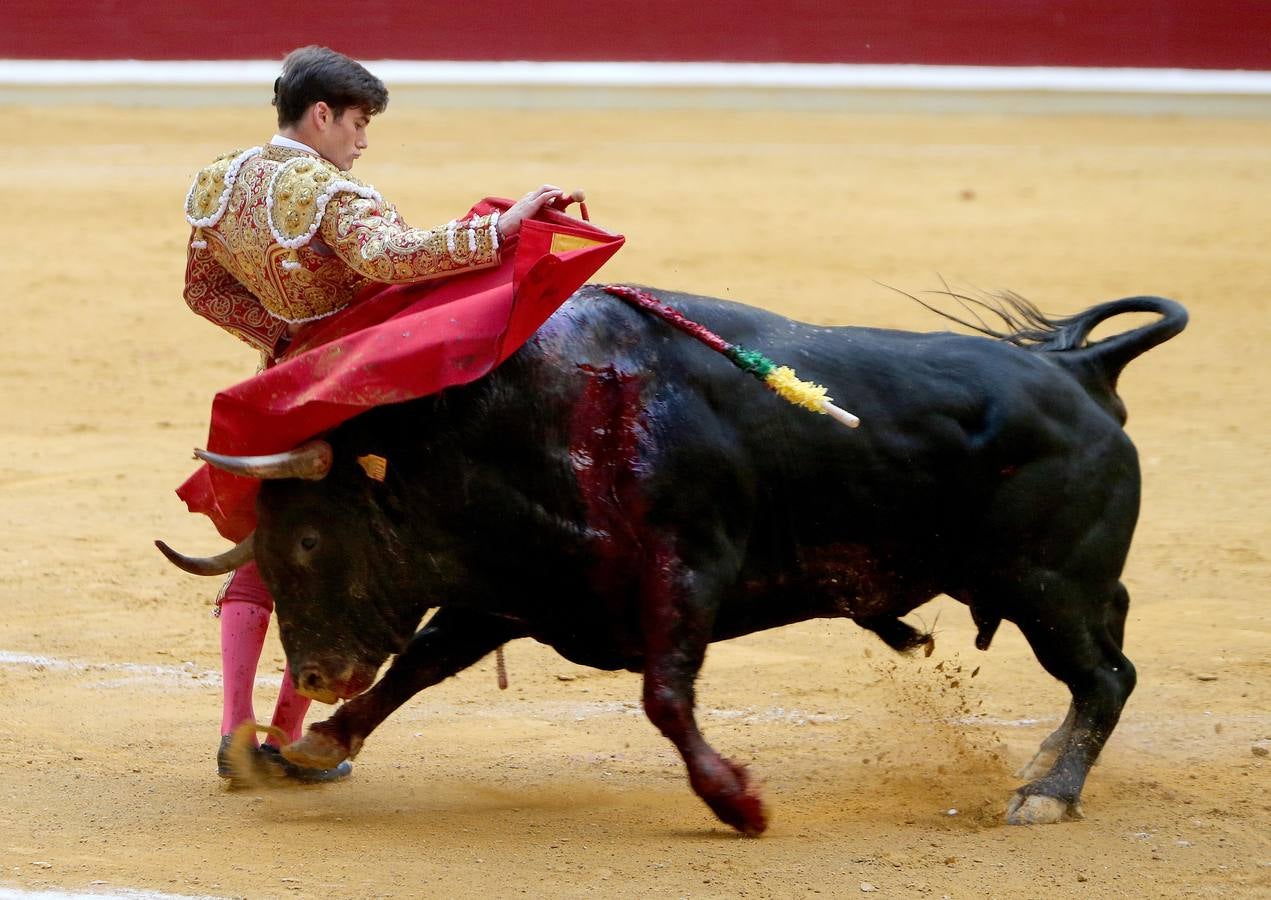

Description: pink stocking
[216,564,312,749]
[266,665,312,747]
[218,599,270,740]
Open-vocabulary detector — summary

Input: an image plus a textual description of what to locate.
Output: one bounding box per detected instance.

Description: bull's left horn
[155,533,254,576]
[194,440,333,481]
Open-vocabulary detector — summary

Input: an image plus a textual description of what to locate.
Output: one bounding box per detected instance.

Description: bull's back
[538,288,1132,520]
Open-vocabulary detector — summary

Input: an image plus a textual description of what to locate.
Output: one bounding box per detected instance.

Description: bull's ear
[357,454,388,482]
[194,440,333,480]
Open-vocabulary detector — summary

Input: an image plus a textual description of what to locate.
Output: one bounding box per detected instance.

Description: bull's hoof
[696,758,768,836]
[1005,793,1084,825]
[281,728,350,770]
[721,791,768,837]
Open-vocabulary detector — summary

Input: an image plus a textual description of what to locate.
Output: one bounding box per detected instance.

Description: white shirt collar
[270,134,320,155]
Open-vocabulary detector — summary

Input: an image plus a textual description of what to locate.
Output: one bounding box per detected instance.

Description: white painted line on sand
[0,650,273,690]
[0,888,223,899]
[2,60,1270,94]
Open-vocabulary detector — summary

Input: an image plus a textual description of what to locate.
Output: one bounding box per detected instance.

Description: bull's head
[157,440,433,704]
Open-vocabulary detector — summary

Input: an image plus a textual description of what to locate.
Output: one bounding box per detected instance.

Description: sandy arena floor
[0,101,1268,898]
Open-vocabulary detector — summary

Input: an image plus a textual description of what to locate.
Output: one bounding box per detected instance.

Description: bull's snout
[294,660,375,704]
[296,665,342,705]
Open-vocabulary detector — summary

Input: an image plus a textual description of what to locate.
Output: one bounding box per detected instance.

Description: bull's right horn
[194,440,333,481]
[155,533,254,576]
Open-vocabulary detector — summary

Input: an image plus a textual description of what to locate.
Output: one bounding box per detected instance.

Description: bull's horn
[194,440,333,481]
[155,533,254,576]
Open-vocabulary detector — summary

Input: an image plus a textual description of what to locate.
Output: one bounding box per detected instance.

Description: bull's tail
[916,290,1187,423]
[1054,296,1188,423]
[1051,296,1189,379]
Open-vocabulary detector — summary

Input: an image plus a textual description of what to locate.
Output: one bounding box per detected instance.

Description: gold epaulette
[267,156,382,249]
[184,147,263,227]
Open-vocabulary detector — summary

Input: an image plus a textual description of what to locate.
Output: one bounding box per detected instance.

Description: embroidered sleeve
[318,192,502,284]
[183,238,287,355]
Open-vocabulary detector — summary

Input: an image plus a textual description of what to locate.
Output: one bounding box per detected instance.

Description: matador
[181,45,595,786]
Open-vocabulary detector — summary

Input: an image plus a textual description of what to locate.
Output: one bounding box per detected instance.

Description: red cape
[177,198,624,541]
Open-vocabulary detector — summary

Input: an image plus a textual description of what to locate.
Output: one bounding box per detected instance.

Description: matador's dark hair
[272,46,388,128]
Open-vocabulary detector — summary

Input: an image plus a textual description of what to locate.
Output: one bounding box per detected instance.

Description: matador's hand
[497,185,586,239]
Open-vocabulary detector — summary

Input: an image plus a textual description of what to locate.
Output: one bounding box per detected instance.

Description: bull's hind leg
[1006,578,1136,824]
[639,540,766,835]
[1017,581,1132,780]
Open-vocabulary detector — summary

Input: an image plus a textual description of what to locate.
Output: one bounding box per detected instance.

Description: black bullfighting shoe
[258,742,353,782]
[217,734,352,784]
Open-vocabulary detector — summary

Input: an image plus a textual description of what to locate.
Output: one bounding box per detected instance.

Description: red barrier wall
[7,1,1271,70]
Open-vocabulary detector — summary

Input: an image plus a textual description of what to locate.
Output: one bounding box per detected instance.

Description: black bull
[161,285,1187,834]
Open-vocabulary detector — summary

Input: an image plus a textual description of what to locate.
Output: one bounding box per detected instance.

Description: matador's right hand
[498,185,585,239]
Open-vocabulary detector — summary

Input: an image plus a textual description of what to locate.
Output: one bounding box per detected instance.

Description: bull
[160,285,1187,834]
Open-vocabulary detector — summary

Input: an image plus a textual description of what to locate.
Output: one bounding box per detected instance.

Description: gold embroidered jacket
[183,145,502,354]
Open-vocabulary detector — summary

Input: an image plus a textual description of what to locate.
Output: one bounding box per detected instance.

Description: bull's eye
[293,528,322,565]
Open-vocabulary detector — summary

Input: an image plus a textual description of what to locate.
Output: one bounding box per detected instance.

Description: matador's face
[315,104,370,172]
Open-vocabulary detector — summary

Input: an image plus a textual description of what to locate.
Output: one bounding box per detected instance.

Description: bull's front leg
[282,607,526,769]
[640,538,766,836]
